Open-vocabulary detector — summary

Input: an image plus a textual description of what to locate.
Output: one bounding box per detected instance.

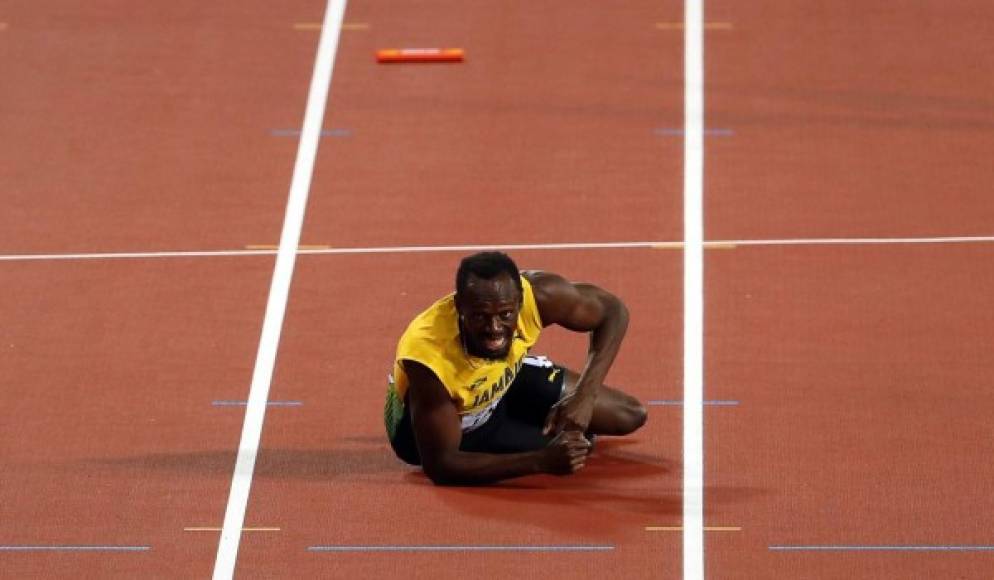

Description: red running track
[3,0,994,578]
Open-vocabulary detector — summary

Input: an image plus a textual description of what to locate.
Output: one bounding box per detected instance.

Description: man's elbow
[616,298,630,328]
[605,294,630,331]
[421,455,461,486]
[425,468,458,486]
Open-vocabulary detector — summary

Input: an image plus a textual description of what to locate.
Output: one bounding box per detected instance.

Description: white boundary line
[683,0,706,578]
[725,236,994,247]
[210,1,347,578]
[4,236,994,263]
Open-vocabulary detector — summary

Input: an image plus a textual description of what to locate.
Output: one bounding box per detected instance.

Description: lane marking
[0,545,150,552]
[186,527,280,532]
[244,244,331,250]
[0,249,274,262]
[657,21,732,30]
[212,1,347,579]
[648,400,739,406]
[731,236,994,247]
[212,400,303,407]
[770,545,994,552]
[656,128,734,137]
[294,22,368,31]
[270,128,352,138]
[5,236,994,263]
[682,2,706,580]
[307,545,615,552]
[653,241,736,250]
[647,526,741,532]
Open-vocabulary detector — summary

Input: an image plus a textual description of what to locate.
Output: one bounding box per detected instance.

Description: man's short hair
[455,251,523,296]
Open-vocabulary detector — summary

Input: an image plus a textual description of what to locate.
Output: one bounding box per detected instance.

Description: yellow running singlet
[385,277,543,437]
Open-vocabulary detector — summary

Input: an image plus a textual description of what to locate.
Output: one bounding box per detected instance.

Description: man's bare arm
[404,360,589,485]
[525,271,630,434]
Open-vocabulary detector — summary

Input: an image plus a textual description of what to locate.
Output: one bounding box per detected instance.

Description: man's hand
[539,431,592,475]
[542,390,597,436]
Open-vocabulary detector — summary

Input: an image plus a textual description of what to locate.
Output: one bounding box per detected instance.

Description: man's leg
[562,368,647,436]
[466,355,566,453]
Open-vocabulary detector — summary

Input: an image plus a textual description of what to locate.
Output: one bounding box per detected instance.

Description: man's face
[456,273,522,359]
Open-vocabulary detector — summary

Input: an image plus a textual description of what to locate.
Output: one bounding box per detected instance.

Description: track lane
[234,251,683,578]
[705,0,994,241]
[302,0,684,249]
[0,0,319,254]
[704,1,994,577]
[0,258,274,578]
[706,245,994,579]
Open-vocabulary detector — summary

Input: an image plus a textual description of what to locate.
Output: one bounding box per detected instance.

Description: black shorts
[389,355,567,465]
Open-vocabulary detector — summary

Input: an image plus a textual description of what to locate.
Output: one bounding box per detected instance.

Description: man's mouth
[482,334,508,353]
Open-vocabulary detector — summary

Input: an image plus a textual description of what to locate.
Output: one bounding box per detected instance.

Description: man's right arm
[404,360,590,486]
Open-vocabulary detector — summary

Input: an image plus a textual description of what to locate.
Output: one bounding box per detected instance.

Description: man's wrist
[530,448,551,474]
[572,380,599,399]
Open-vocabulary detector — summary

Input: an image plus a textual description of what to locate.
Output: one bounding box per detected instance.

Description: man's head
[455,252,523,359]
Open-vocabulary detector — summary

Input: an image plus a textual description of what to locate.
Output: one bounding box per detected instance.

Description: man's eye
[500,311,515,320]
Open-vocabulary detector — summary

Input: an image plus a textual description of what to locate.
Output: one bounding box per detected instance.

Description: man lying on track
[385,251,647,485]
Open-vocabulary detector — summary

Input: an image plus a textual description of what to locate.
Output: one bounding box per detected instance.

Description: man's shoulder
[521,270,572,302]
[521,269,545,283]
[399,295,459,355]
[521,270,562,293]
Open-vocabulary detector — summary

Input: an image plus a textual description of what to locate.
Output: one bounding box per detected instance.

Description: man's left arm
[524,270,629,434]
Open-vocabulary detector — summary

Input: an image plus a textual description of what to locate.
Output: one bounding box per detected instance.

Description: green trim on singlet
[384,376,405,440]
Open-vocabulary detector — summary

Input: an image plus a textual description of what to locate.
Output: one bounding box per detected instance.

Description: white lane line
[210,1,347,579]
[683,0,706,579]
[5,236,994,263]
[728,236,994,247]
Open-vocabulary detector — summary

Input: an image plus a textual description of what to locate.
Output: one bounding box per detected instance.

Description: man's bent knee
[599,395,647,436]
[620,399,648,434]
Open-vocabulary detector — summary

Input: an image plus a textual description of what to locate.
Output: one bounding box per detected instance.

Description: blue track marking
[0,546,151,552]
[307,545,615,552]
[212,400,303,407]
[770,545,994,552]
[648,400,739,406]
